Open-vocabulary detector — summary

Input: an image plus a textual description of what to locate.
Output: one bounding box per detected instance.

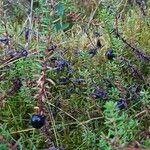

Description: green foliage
[55,22,70,32]
[0,0,150,150]
[0,144,9,150]
[99,101,139,149]
[82,101,139,150]
[56,3,65,17]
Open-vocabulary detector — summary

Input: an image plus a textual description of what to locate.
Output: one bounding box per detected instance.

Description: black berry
[91,89,108,100]
[55,59,69,72]
[116,99,127,110]
[96,39,102,48]
[58,78,70,85]
[105,49,114,60]
[48,45,57,52]
[0,37,9,45]
[25,30,29,41]
[72,79,85,85]
[94,32,101,37]
[31,114,45,129]
[20,49,28,57]
[89,48,98,57]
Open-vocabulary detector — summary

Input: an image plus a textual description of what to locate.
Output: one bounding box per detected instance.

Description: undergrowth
[0,0,150,150]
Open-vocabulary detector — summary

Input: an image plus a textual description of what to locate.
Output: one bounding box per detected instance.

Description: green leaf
[0,144,10,150]
[55,22,70,32]
[55,22,62,32]
[56,3,64,16]
[61,23,70,30]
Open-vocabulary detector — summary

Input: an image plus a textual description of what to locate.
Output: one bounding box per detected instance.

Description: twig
[25,0,33,50]
[114,15,150,63]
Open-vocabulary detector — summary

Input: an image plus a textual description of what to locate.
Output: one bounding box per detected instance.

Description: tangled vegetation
[0,0,150,149]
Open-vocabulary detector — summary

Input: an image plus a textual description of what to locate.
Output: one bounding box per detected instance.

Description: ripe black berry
[20,49,28,57]
[31,114,45,129]
[48,45,57,52]
[105,49,114,60]
[96,39,102,48]
[25,30,29,41]
[94,32,101,37]
[55,59,69,72]
[116,99,127,110]
[72,79,85,85]
[58,78,70,85]
[89,48,98,57]
[91,89,108,100]
[0,37,9,45]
